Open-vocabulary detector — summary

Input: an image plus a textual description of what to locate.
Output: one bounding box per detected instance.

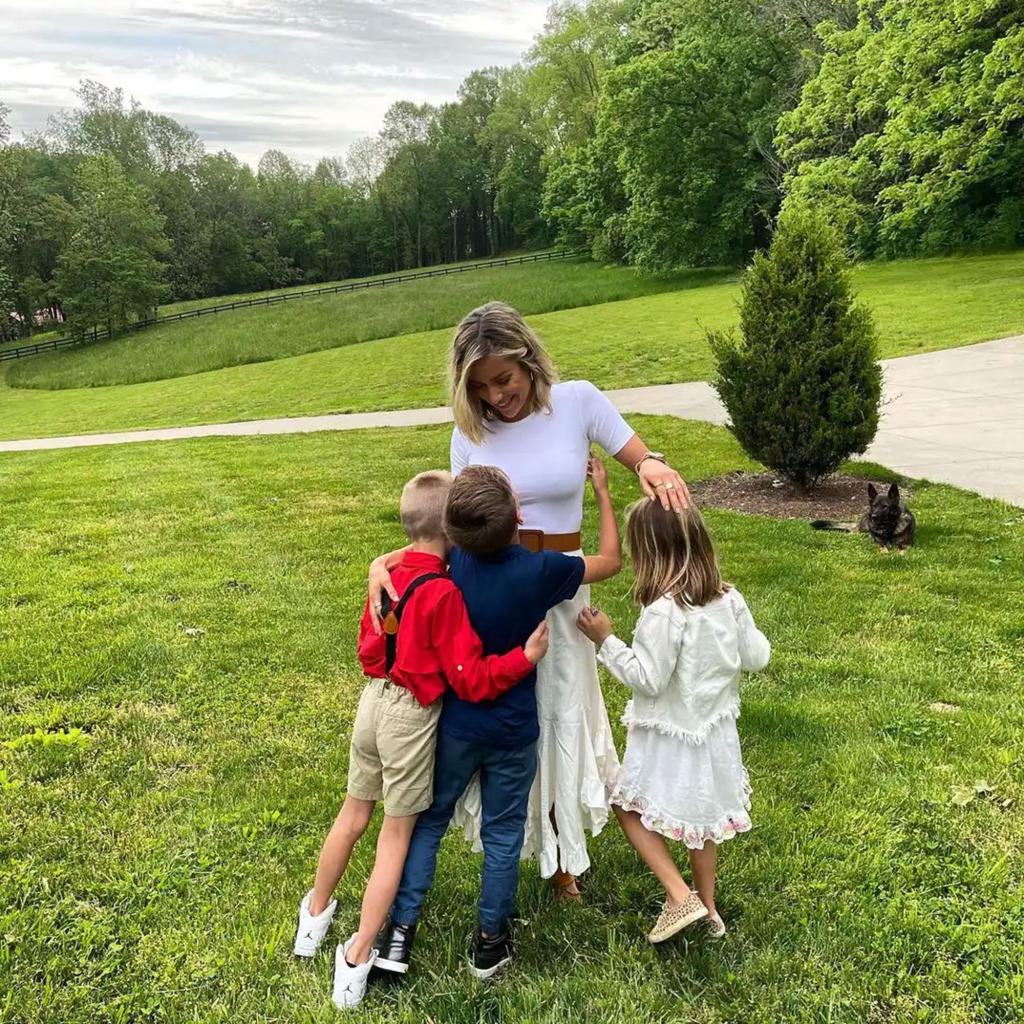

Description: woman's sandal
[551,869,582,904]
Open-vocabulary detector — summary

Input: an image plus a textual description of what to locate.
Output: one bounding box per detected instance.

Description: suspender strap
[381,572,446,676]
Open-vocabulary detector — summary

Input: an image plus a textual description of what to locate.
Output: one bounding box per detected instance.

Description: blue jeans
[391,729,537,936]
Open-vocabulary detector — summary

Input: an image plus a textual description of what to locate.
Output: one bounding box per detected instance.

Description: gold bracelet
[634,453,668,475]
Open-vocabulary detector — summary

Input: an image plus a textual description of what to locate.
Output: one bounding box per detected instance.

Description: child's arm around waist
[731,589,770,672]
[579,602,682,698]
[431,585,547,702]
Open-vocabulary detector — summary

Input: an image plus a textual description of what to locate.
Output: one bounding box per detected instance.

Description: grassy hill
[1,417,1021,1021]
[0,251,1021,442]
[7,261,729,390]
[157,248,565,317]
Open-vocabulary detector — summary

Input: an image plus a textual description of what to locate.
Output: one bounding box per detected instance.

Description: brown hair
[400,470,453,542]
[625,500,729,609]
[449,301,558,445]
[444,465,519,555]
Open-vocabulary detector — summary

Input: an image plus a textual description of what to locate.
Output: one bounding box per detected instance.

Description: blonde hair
[400,470,453,541]
[625,501,729,610]
[449,301,558,444]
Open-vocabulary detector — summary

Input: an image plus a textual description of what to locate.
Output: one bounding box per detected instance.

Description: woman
[370,301,690,898]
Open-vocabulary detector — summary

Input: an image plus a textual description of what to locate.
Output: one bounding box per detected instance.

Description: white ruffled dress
[448,380,636,878]
[599,589,771,849]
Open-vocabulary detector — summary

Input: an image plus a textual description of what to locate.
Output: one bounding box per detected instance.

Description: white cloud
[0,0,551,166]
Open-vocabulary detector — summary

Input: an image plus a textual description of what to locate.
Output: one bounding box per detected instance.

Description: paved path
[2,336,1021,505]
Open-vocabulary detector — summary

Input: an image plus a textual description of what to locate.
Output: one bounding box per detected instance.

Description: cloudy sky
[1,0,552,167]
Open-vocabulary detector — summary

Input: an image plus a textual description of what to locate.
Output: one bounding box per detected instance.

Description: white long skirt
[451,579,620,878]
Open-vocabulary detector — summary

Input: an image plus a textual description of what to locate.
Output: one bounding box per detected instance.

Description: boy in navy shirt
[374,460,621,979]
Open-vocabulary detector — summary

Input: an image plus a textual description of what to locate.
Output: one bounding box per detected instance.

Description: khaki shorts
[347,678,441,817]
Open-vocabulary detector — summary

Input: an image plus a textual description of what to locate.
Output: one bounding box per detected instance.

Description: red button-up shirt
[357,551,532,707]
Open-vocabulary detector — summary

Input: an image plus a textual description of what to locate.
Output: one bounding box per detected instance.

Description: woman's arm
[367,545,409,633]
[614,434,691,512]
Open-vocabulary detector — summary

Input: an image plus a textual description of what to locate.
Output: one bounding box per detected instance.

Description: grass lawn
[9,250,1023,395]
[157,247,565,317]
[7,262,728,390]
[1,417,1023,1022]
[0,251,1021,443]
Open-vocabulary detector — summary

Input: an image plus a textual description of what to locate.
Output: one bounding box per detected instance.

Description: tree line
[1,0,1020,340]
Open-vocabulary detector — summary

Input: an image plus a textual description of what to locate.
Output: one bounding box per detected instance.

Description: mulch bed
[691,471,907,521]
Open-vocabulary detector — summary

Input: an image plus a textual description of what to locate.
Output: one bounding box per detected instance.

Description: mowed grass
[158,247,564,316]
[8,250,1023,395]
[8,261,728,389]
[2,417,1023,1023]
[0,250,1021,442]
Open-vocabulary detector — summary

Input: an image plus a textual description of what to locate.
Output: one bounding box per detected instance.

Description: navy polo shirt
[441,544,586,749]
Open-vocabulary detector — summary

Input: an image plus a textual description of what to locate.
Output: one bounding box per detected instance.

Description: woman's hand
[638,459,691,513]
[576,606,613,646]
[368,555,400,634]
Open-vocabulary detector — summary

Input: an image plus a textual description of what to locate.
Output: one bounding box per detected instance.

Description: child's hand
[588,456,609,496]
[576,606,613,645]
[524,621,550,665]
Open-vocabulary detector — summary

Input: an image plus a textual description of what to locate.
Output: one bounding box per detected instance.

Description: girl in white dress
[370,302,693,899]
[577,499,770,943]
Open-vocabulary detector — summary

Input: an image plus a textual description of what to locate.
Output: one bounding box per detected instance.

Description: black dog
[812,482,916,549]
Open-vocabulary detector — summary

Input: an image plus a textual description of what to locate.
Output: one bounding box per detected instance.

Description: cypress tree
[710,204,882,491]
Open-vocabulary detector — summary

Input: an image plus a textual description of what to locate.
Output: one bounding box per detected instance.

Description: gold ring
[664,482,675,491]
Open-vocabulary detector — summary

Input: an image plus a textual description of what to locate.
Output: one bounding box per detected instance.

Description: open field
[157,248,565,317]
[7,262,729,389]
[9,251,1023,395]
[1,417,1023,1023]
[0,252,1021,443]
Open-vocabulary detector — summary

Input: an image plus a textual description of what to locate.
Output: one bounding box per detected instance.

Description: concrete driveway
[2,336,1021,506]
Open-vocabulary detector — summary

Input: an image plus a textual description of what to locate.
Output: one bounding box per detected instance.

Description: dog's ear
[887,482,900,505]
[867,483,879,502]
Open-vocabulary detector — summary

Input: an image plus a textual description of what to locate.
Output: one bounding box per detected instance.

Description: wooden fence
[0,249,587,362]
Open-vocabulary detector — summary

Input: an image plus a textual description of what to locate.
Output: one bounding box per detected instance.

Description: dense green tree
[777,0,1024,256]
[527,1,637,156]
[42,80,203,178]
[2,0,1020,329]
[55,155,170,337]
[590,0,826,269]
[710,204,881,490]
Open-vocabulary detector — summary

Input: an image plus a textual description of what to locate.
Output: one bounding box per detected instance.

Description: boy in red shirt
[292,470,547,1009]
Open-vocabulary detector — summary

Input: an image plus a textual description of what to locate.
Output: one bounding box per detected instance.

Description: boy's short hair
[400,470,454,542]
[445,465,518,555]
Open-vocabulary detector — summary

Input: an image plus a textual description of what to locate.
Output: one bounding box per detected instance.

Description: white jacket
[597,588,770,744]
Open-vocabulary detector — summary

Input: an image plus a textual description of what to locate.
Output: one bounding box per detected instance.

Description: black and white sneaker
[372,919,416,975]
[468,928,512,980]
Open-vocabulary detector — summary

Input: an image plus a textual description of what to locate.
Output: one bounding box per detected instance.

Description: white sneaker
[332,936,378,1010]
[293,890,337,958]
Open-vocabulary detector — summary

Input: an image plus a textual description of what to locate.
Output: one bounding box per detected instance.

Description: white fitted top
[450,380,636,534]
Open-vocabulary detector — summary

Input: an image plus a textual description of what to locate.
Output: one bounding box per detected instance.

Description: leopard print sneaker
[647,893,708,944]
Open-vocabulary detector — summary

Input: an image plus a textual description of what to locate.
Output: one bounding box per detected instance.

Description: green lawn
[10,250,1023,395]
[157,247,565,317]
[1,417,1022,1022]
[0,251,1021,443]
[7,262,728,390]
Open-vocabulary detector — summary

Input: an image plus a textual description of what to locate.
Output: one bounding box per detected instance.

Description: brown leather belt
[518,529,582,554]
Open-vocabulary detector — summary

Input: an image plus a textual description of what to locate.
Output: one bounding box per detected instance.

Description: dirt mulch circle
[691,471,909,521]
